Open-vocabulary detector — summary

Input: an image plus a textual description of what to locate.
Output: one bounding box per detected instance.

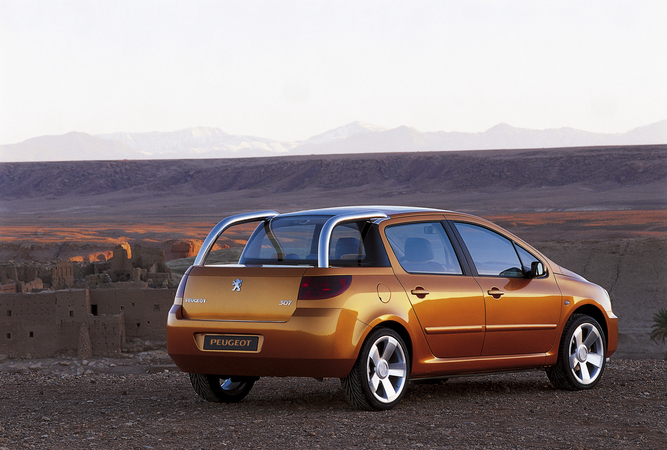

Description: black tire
[189,373,257,403]
[547,314,606,390]
[341,328,410,410]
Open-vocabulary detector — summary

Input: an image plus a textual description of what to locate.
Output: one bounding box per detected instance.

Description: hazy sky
[1,0,665,145]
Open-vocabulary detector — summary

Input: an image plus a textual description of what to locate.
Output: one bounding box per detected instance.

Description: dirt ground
[0,355,665,449]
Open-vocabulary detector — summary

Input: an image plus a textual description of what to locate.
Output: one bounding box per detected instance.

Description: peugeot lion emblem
[232,278,243,292]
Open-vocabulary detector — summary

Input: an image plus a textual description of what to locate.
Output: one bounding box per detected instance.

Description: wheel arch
[565,304,609,346]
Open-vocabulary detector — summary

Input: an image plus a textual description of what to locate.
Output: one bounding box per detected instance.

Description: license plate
[203,335,259,351]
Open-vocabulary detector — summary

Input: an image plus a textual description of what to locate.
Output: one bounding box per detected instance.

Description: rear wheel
[189,373,257,403]
[547,314,606,390]
[341,328,410,410]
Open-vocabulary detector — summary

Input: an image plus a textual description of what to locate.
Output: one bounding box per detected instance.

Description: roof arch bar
[194,210,278,266]
[317,211,388,268]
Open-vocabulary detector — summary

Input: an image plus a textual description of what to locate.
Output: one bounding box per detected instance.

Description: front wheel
[189,373,257,403]
[341,327,410,410]
[547,314,606,390]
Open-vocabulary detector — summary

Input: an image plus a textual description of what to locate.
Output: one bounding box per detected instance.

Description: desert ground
[0,359,665,449]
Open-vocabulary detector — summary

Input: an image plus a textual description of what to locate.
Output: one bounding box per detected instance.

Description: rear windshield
[239,216,389,267]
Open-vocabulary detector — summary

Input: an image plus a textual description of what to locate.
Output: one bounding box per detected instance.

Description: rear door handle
[487,287,504,299]
[411,288,430,298]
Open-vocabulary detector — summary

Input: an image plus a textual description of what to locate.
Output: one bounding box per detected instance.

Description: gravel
[1,356,665,449]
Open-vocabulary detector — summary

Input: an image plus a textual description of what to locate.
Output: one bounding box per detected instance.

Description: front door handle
[487,287,504,299]
[411,287,430,298]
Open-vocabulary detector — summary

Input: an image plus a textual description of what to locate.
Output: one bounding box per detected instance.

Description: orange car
[167,206,618,410]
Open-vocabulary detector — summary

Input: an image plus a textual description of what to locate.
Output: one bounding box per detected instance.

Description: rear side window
[454,222,524,277]
[240,216,389,267]
[385,222,463,275]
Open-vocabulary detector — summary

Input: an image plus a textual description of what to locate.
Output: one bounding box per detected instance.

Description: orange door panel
[395,273,485,358]
[475,276,561,356]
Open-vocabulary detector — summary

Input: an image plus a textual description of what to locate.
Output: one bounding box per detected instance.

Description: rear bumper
[166,305,364,378]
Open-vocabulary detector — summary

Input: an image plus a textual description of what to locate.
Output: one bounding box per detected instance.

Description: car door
[452,221,562,356]
[384,219,486,359]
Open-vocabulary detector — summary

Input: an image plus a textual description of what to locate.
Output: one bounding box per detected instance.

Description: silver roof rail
[317,211,388,268]
[194,211,278,266]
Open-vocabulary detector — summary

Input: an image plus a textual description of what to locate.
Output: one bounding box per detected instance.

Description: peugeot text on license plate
[203,335,260,351]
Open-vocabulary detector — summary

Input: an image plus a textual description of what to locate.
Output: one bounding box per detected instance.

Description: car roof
[276,205,451,219]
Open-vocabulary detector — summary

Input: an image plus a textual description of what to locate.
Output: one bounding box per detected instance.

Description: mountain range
[1,120,665,162]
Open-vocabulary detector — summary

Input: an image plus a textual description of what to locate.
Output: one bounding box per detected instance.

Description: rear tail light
[298,276,352,300]
[174,269,191,306]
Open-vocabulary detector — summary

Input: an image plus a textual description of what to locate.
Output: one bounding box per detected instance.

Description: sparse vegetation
[650,308,667,360]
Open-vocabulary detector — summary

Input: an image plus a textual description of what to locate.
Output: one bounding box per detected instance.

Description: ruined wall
[51,259,75,290]
[0,290,90,357]
[0,262,52,293]
[89,289,175,340]
[109,244,133,282]
[89,313,126,357]
[0,288,175,358]
[0,264,18,283]
[0,242,175,292]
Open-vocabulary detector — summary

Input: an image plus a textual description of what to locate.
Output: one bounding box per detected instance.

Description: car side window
[454,222,524,277]
[385,222,463,275]
[329,223,367,261]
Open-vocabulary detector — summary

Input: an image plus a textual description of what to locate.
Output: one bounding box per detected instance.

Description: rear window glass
[239,216,389,267]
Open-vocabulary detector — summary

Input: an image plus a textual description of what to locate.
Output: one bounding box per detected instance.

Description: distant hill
[0,132,138,162]
[1,145,665,206]
[0,120,665,162]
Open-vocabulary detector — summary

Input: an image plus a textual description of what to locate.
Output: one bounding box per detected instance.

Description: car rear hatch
[180,265,308,322]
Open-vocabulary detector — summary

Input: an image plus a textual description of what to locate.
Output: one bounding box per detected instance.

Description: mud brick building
[0,288,175,358]
[0,241,182,358]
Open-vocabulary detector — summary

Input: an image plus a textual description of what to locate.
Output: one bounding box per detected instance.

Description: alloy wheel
[567,322,605,385]
[365,334,408,404]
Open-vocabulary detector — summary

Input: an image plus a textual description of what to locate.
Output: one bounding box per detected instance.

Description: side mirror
[530,261,546,278]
